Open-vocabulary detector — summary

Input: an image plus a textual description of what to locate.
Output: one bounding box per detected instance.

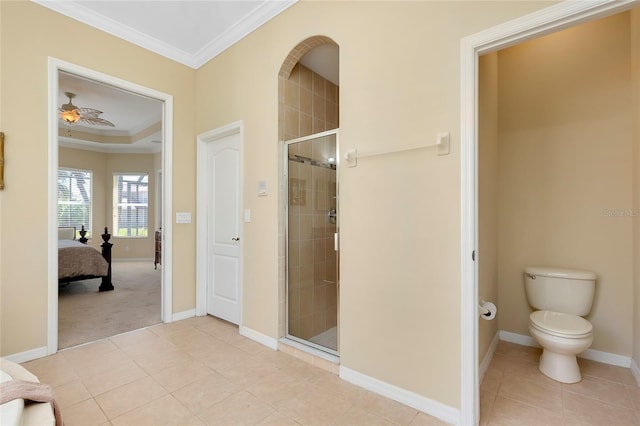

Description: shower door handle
[334,233,339,251]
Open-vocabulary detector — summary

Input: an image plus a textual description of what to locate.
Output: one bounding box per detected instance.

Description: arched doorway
[278,36,340,355]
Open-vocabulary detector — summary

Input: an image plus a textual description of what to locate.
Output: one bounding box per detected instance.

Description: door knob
[232,237,240,241]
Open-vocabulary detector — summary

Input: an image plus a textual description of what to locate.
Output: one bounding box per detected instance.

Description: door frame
[459,0,639,424]
[283,128,340,356]
[196,121,244,321]
[47,57,174,354]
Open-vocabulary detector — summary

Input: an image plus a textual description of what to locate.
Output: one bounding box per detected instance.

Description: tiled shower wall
[282,63,339,141]
[287,141,338,340]
[279,62,339,341]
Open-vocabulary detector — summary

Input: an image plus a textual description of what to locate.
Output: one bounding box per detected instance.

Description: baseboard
[630,358,640,386]
[4,346,49,364]
[172,309,196,322]
[111,258,154,263]
[339,366,459,426]
[581,348,631,368]
[499,330,539,348]
[499,330,631,368]
[239,326,278,350]
[480,331,500,384]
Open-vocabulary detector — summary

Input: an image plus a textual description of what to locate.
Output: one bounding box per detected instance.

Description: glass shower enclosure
[285,129,339,354]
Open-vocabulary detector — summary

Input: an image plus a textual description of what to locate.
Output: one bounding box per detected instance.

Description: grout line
[562,388,637,412]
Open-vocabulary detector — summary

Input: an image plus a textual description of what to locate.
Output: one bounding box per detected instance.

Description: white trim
[111,258,155,263]
[191,1,298,69]
[479,331,500,384]
[499,330,632,368]
[195,121,244,323]
[48,57,174,354]
[172,309,196,322]
[631,359,640,387]
[499,330,538,348]
[460,25,479,426]
[581,348,632,368]
[240,326,279,351]
[339,366,459,426]
[33,1,297,69]
[4,347,49,364]
[161,97,174,324]
[47,59,60,356]
[460,1,640,424]
[279,338,339,364]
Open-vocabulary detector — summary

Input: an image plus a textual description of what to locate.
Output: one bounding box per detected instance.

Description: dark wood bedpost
[99,226,114,292]
[78,225,88,244]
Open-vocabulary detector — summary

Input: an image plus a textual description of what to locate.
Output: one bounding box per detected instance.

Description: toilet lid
[530,311,592,338]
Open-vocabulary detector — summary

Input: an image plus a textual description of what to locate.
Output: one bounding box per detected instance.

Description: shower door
[286,130,339,354]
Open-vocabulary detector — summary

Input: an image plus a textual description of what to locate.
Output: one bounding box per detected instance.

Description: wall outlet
[176,212,192,224]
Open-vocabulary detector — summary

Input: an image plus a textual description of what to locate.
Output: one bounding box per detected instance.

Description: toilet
[524,266,596,383]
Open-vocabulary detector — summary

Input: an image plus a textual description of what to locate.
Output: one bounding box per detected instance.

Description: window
[113,173,149,237]
[58,168,92,238]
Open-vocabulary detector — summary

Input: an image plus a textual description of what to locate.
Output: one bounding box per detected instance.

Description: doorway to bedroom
[49,59,174,352]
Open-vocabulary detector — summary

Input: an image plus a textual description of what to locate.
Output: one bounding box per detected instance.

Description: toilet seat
[530,310,592,339]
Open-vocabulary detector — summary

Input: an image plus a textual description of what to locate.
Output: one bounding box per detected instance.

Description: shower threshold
[309,326,337,351]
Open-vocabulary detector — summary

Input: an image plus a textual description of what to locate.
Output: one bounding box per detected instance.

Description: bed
[58,226,114,291]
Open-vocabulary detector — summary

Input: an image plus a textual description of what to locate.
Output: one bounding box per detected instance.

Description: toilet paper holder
[479,299,497,320]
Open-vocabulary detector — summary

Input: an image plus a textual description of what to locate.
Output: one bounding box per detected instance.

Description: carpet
[58,260,161,349]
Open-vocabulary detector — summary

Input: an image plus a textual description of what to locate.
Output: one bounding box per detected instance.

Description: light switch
[176,212,192,224]
[257,180,267,196]
[244,209,251,223]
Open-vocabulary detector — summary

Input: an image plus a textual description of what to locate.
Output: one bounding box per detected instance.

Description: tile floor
[22,316,447,425]
[20,317,640,426]
[481,341,640,426]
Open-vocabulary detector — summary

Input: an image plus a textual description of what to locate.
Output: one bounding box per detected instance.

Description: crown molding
[33,0,297,69]
[192,0,297,68]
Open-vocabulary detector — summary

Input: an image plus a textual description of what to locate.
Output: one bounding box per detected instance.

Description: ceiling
[41,0,338,153]
[35,0,298,69]
[58,72,163,154]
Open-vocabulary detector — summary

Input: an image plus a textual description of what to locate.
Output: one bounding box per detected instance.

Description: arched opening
[278,36,340,355]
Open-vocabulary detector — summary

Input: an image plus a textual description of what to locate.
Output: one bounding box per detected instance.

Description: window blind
[58,168,92,238]
[113,173,149,237]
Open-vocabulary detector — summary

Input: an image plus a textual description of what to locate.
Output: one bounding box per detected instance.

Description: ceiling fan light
[60,109,80,124]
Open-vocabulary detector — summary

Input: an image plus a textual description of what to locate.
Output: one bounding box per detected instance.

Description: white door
[206,133,241,324]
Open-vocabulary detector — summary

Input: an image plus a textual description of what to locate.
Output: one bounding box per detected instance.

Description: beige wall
[478,52,500,363]
[0,1,196,356]
[632,8,640,366]
[195,0,553,407]
[59,148,158,259]
[496,13,634,356]
[0,0,560,411]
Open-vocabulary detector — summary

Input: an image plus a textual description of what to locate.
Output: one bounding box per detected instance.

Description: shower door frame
[284,128,340,356]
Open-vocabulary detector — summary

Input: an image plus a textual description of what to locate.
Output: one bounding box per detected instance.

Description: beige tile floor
[20,317,640,426]
[481,341,640,426]
[22,316,448,426]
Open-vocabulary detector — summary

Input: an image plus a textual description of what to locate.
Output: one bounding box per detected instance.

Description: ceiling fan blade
[77,107,104,118]
[81,117,115,127]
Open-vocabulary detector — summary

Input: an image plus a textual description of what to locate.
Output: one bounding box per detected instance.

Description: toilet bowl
[528,310,593,383]
[524,266,596,383]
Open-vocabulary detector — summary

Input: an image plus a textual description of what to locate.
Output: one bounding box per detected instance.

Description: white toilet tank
[524,266,596,316]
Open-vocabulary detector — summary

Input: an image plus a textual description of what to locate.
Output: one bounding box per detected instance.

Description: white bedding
[0,369,25,426]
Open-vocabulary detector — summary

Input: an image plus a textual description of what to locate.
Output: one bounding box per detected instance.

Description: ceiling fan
[59,92,115,127]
